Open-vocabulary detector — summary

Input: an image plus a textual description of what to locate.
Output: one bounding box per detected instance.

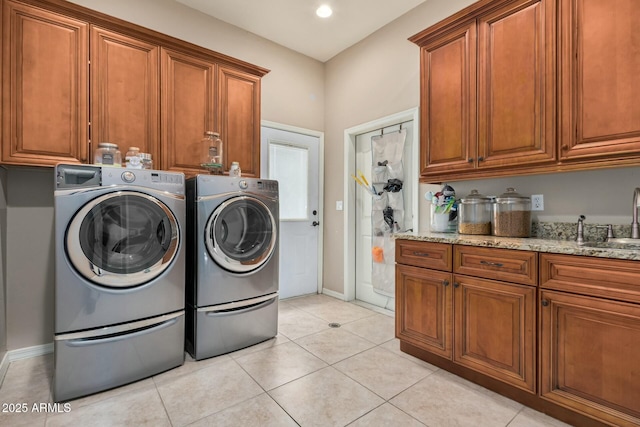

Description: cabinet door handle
[467,158,474,163]
[478,156,484,162]
[454,282,460,288]
[541,299,550,307]
[413,252,430,257]
[480,260,504,268]
[442,280,449,287]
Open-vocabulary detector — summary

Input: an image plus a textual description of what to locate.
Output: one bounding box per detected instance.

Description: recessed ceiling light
[316,5,333,18]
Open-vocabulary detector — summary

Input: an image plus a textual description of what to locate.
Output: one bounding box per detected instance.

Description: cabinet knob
[478,156,484,162]
[562,145,569,150]
[467,158,474,163]
[454,282,460,288]
[541,299,550,307]
[443,280,449,287]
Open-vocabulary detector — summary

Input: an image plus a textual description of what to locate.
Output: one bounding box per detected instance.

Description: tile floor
[0,294,572,427]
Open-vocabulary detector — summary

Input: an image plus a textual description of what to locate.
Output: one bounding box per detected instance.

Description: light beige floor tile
[234,341,327,390]
[46,386,170,427]
[189,393,298,427]
[341,313,396,344]
[156,358,263,426]
[379,338,440,370]
[334,346,436,400]
[284,294,338,310]
[269,366,384,427]
[2,354,53,389]
[348,403,426,427]
[295,328,375,364]
[0,364,52,427]
[228,334,290,359]
[152,353,231,386]
[391,369,523,427]
[277,309,330,340]
[68,377,156,409]
[508,407,574,427]
[294,301,376,324]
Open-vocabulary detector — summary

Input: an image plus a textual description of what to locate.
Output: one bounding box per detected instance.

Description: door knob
[312,221,320,227]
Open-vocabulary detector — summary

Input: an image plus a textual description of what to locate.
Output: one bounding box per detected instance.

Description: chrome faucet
[576,215,586,244]
[633,188,640,239]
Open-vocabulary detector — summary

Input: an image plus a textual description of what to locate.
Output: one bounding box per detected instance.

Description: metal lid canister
[492,188,531,237]
[458,189,493,235]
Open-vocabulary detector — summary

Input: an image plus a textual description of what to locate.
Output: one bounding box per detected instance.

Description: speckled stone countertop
[393,231,640,262]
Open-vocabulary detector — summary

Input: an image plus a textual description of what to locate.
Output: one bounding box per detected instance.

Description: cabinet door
[540,290,640,426]
[91,27,159,163]
[396,264,453,359]
[2,1,88,166]
[453,275,536,393]
[218,66,261,177]
[161,48,216,174]
[419,22,476,177]
[477,0,556,169]
[559,0,640,161]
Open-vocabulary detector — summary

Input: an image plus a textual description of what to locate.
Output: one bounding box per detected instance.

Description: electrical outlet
[531,194,544,211]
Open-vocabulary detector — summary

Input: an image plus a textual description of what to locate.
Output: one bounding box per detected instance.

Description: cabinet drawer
[396,240,452,271]
[540,253,640,304]
[454,245,537,286]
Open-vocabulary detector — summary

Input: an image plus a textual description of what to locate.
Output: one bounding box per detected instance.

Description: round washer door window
[206,196,277,274]
[66,191,180,288]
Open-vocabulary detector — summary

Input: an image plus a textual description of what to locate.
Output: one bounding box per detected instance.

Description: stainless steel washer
[186,175,279,360]
[54,164,186,402]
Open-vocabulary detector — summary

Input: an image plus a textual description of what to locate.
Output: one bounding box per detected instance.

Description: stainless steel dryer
[186,175,279,360]
[54,164,186,402]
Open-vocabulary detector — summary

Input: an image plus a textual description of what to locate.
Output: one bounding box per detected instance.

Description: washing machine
[53,164,186,402]
[186,175,279,360]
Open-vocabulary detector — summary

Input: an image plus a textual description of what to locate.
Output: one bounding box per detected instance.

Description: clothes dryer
[54,164,186,402]
[186,175,279,360]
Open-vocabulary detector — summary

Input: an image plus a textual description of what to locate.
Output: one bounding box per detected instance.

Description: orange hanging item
[372,246,384,263]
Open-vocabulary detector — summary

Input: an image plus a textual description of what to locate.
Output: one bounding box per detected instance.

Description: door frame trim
[343,108,420,301]
[260,120,325,295]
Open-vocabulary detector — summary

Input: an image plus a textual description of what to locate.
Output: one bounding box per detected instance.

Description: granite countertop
[394,231,640,262]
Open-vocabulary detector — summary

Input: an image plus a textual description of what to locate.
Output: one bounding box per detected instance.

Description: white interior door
[261,126,320,299]
[355,121,413,310]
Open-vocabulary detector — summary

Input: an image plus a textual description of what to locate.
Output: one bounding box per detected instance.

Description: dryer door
[205,195,277,274]
[66,191,180,288]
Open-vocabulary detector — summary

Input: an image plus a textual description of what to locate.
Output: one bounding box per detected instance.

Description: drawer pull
[413,251,430,257]
[443,280,449,287]
[480,260,504,268]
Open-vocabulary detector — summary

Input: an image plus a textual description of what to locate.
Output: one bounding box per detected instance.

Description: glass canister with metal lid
[94,142,122,166]
[458,189,493,235]
[493,187,531,237]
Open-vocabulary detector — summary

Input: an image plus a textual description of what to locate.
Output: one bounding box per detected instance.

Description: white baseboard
[321,288,345,301]
[0,343,53,386]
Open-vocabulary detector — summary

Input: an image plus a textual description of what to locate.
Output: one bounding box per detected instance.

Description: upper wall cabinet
[2,0,89,165]
[558,0,640,162]
[0,0,269,175]
[412,0,556,180]
[90,26,160,164]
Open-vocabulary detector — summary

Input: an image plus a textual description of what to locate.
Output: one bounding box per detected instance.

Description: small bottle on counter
[140,153,153,170]
[125,147,142,169]
[229,161,241,177]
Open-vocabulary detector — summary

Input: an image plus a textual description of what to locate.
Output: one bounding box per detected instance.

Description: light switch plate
[336,201,343,211]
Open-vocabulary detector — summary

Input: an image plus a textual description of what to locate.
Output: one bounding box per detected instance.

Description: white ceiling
[175,0,427,62]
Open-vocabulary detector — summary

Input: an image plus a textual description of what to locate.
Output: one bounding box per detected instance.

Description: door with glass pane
[261,126,320,299]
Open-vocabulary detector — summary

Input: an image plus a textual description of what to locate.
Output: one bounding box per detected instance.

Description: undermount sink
[580,238,640,250]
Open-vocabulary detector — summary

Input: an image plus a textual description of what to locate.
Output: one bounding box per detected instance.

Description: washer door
[205,196,277,274]
[66,191,180,288]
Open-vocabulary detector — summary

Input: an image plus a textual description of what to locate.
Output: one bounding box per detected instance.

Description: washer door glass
[66,191,179,288]
[206,196,277,273]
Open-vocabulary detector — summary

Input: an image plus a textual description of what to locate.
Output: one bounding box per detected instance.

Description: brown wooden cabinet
[90,26,159,164]
[1,0,268,173]
[2,0,89,165]
[396,241,537,393]
[539,253,640,426]
[160,48,216,175]
[218,66,261,178]
[558,0,640,163]
[411,0,555,180]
